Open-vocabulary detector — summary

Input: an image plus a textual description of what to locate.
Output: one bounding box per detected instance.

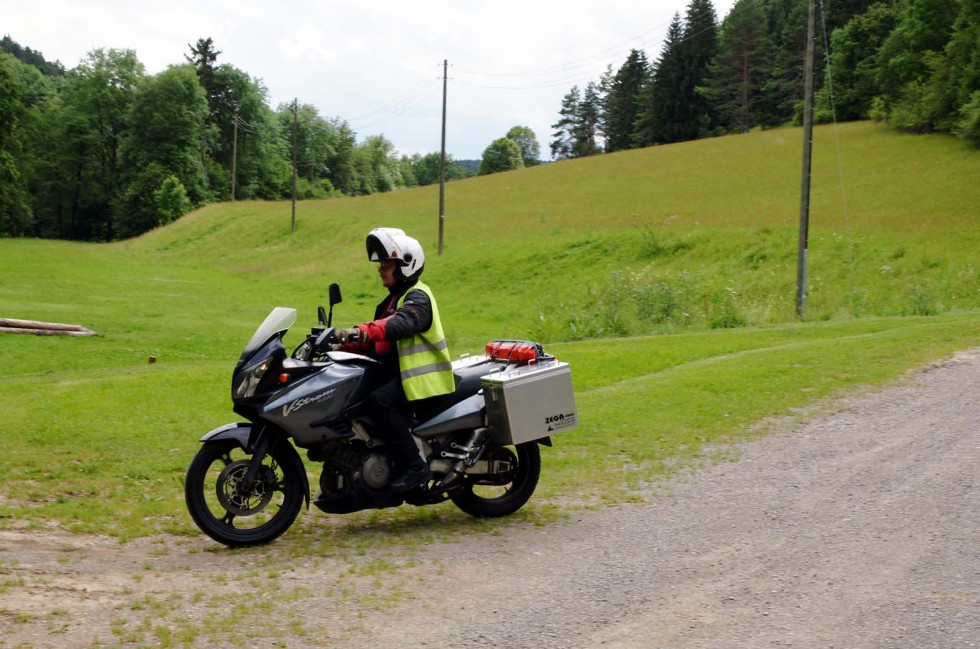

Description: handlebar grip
[314,327,335,351]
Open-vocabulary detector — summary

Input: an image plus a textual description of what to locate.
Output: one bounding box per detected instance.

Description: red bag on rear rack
[485,340,553,364]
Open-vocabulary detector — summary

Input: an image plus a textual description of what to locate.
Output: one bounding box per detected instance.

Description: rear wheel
[450,442,541,517]
[184,438,306,547]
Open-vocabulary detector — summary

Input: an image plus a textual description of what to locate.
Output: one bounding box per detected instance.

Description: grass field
[0,121,977,541]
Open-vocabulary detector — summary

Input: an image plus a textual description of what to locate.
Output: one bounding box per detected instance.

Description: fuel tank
[260,358,377,445]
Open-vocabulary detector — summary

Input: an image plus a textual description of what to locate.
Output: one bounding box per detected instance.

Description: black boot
[390,458,431,492]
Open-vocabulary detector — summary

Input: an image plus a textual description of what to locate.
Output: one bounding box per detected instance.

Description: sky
[3,0,738,161]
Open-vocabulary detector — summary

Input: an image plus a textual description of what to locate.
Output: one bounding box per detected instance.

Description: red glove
[358,320,389,343]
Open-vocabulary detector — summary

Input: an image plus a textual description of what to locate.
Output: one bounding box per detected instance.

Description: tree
[284,110,363,196]
[283,102,334,184]
[704,0,772,133]
[679,0,719,139]
[947,0,980,143]
[478,137,524,175]
[214,67,287,200]
[50,48,144,240]
[351,134,403,194]
[410,152,470,186]
[1,35,65,77]
[115,163,171,237]
[186,40,286,200]
[574,81,605,156]
[154,175,191,225]
[0,54,34,236]
[505,125,541,166]
[277,102,362,195]
[822,0,882,33]
[185,37,221,112]
[819,3,900,120]
[117,64,209,237]
[876,0,959,131]
[752,0,810,127]
[551,86,580,160]
[635,13,686,146]
[605,49,650,152]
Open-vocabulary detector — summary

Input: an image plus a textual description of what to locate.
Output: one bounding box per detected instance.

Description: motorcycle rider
[336,228,455,492]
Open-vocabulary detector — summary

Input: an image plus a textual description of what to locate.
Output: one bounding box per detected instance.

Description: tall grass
[0,121,977,539]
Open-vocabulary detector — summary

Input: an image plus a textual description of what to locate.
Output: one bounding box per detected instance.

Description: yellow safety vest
[395,282,455,401]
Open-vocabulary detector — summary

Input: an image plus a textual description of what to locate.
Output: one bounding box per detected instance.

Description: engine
[310,440,404,514]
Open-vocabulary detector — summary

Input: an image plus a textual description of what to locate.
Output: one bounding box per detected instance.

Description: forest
[1,0,977,241]
[550,0,979,157]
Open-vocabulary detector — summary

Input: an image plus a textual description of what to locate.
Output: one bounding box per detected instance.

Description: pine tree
[704,0,771,133]
[574,81,604,156]
[551,86,581,160]
[185,38,221,110]
[605,49,650,152]
[755,0,809,126]
[635,13,686,146]
[679,0,719,139]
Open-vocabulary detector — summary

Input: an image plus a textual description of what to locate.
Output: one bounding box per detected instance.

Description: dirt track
[1,348,977,648]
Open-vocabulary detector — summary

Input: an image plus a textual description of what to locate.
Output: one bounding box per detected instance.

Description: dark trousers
[368,377,424,471]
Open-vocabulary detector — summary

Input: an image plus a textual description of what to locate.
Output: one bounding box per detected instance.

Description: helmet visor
[366,233,392,262]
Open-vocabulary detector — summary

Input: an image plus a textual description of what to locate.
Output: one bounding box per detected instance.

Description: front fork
[199,422,309,507]
[238,427,273,497]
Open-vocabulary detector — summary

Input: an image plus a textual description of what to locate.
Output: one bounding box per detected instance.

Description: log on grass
[0,318,97,336]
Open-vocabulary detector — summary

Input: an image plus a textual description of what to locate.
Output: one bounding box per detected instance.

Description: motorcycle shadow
[212,504,560,554]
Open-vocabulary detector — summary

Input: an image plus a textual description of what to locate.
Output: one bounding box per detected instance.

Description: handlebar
[291,326,338,361]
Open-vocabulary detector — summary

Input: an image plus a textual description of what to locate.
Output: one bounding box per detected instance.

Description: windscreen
[241,307,297,360]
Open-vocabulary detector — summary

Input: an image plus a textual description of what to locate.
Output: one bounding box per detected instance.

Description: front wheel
[451,441,541,517]
[184,437,306,547]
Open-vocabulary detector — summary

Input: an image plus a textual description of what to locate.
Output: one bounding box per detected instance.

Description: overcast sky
[3,0,737,160]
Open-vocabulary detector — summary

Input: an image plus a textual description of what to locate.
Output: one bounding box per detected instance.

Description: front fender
[199,422,252,449]
[197,422,311,510]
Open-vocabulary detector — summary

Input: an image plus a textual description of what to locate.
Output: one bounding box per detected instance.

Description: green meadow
[0,121,977,541]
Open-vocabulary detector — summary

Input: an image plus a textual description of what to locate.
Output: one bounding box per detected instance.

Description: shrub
[154,176,192,225]
[954,91,980,146]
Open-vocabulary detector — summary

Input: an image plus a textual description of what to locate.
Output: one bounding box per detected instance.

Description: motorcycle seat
[411,362,494,423]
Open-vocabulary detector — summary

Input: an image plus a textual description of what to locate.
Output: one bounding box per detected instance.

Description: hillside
[119,121,979,348]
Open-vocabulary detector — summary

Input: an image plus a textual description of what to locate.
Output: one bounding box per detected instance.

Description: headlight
[235,357,272,398]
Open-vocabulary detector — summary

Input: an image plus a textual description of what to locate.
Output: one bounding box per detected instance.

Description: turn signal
[278,373,290,384]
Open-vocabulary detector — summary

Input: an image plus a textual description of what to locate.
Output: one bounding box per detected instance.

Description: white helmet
[365,227,425,281]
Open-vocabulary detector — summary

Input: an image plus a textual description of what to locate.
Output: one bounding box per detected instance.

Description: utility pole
[291,98,298,234]
[796,0,817,319]
[231,113,238,202]
[438,59,448,255]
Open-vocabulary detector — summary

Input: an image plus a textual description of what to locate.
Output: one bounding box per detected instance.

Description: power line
[283,4,725,141]
[452,3,720,92]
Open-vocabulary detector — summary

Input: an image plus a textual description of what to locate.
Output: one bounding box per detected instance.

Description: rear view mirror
[326,283,342,327]
[317,306,327,327]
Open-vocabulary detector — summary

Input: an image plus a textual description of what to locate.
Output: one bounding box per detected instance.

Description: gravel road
[1,348,977,648]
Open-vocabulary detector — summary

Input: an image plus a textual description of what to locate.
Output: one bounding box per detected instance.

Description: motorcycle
[184,283,578,546]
